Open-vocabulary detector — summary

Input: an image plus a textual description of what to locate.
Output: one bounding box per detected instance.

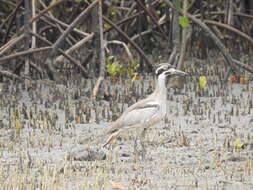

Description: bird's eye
[155,68,165,76]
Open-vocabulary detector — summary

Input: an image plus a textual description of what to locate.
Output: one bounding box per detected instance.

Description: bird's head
[155,63,188,79]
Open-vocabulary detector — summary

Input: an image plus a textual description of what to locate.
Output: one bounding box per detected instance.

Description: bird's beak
[165,68,188,76]
[173,69,188,76]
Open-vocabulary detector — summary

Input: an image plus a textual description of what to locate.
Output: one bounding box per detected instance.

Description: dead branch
[204,19,253,45]
[55,33,94,64]
[0,47,51,63]
[164,0,236,71]
[104,11,144,33]
[232,59,253,74]
[37,0,76,46]
[106,40,133,60]
[0,70,22,80]
[195,11,253,20]
[30,0,67,24]
[51,0,100,55]
[0,0,22,31]
[29,32,89,78]
[43,14,90,37]
[103,16,153,69]
[1,0,22,43]
[134,0,168,40]
[0,34,26,55]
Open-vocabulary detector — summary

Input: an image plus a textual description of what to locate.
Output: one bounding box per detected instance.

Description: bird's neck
[155,76,167,99]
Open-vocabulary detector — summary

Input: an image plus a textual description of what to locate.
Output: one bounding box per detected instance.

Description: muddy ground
[0,64,253,190]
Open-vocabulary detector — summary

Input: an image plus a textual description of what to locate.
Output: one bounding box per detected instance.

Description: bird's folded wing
[120,101,160,127]
[106,100,160,134]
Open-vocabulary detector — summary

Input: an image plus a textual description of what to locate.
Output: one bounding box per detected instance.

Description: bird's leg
[102,131,119,148]
[140,127,148,160]
[133,136,138,157]
[133,132,143,161]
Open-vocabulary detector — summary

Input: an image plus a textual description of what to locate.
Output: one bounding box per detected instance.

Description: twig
[55,33,94,64]
[30,0,67,24]
[0,34,26,55]
[51,0,100,55]
[43,14,90,37]
[37,0,76,46]
[106,40,133,60]
[1,0,22,43]
[164,0,236,71]
[103,16,153,69]
[0,70,22,80]
[29,32,89,78]
[0,47,51,63]
[134,0,168,40]
[204,19,253,45]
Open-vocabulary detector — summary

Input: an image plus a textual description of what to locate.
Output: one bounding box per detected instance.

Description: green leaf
[156,10,161,15]
[104,24,111,30]
[199,76,207,89]
[179,16,189,27]
[106,57,139,79]
[109,6,118,16]
[160,3,166,8]
[234,138,244,149]
[15,119,22,131]
[147,16,151,23]
[106,62,121,77]
[173,0,181,10]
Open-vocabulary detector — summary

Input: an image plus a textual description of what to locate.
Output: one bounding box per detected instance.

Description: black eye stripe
[156,66,167,75]
[155,64,174,76]
[156,67,170,76]
[157,68,165,75]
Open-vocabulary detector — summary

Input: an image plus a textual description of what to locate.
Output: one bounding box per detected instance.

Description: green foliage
[106,56,139,80]
[199,76,207,89]
[173,0,181,10]
[3,4,12,12]
[234,138,244,150]
[104,24,111,30]
[109,6,118,16]
[147,16,151,23]
[160,3,166,8]
[106,56,121,78]
[15,119,22,135]
[156,10,161,15]
[179,16,189,27]
[172,0,190,27]
[126,59,139,78]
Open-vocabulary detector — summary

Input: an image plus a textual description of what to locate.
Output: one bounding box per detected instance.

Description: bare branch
[0,47,51,63]
[55,33,94,64]
[204,19,253,45]
[103,16,153,69]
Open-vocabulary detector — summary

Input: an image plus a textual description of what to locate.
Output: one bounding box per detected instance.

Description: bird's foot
[140,139,147,160]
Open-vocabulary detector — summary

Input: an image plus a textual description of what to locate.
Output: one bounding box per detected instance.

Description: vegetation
[0,0,252,86]
[0,0,253,189]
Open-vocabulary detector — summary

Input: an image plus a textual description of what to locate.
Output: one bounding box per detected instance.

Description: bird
[102,63,188,147]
